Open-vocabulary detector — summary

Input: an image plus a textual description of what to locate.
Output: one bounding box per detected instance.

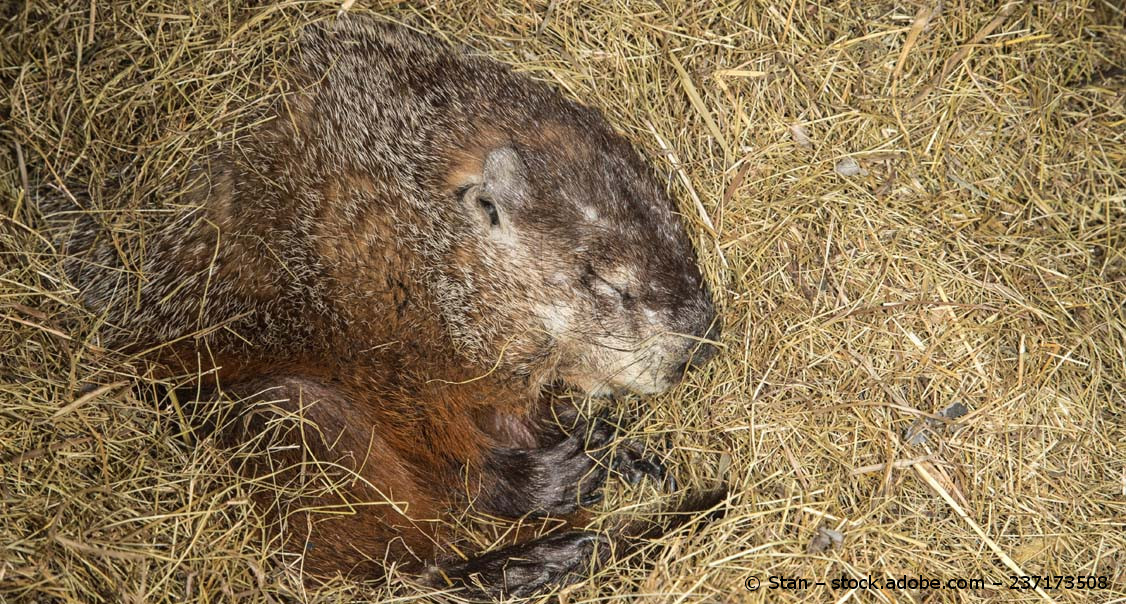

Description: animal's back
[51,18,637,361]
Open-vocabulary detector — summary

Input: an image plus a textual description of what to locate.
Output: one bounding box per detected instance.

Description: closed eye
[583,264,633,303]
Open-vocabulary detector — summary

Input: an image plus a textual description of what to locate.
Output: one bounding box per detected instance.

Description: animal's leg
[426,531,610,600]
[473,412,616,517]
[219,374,444,578]
[472,403,672,518]
[431,487,728,599]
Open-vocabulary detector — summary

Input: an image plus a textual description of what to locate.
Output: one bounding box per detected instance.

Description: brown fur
[50,15,720,598]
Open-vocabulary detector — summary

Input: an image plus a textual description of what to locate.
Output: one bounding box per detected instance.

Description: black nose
[689,334,720,366]
[678,318,721,375]
[701,318,721,343]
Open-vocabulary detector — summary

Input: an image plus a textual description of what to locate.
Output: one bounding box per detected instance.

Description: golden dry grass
[2,1,1124,602]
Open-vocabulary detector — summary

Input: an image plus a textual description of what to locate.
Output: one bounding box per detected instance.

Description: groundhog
[52,15,721,598]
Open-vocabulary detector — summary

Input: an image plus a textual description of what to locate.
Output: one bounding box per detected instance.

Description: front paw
[612,442,675,491]
[478,413,616,517]
[570,411,676,492]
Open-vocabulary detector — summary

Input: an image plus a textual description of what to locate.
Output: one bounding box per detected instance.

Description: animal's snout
[691,319,722,365]
[673,317,721,379]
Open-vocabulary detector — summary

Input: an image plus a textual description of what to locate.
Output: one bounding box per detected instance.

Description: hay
[2,1,1124,602]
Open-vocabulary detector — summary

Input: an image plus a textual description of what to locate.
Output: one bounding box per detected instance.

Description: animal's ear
[481,147,527,200]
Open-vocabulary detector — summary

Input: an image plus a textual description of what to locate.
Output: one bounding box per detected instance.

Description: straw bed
[2,1,1124,602]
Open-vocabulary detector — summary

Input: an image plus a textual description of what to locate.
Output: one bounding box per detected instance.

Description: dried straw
[2,1,1123,602]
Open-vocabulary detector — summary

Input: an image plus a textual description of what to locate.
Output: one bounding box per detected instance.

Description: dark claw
[665,470,678,492]
[612,448,644,486]
[612,443,675,491]
[632,457,665,481]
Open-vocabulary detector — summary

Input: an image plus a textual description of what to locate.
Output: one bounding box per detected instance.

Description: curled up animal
[47,15,724,599]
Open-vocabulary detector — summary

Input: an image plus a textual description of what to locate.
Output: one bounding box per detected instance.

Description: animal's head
[430,121,719,395]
